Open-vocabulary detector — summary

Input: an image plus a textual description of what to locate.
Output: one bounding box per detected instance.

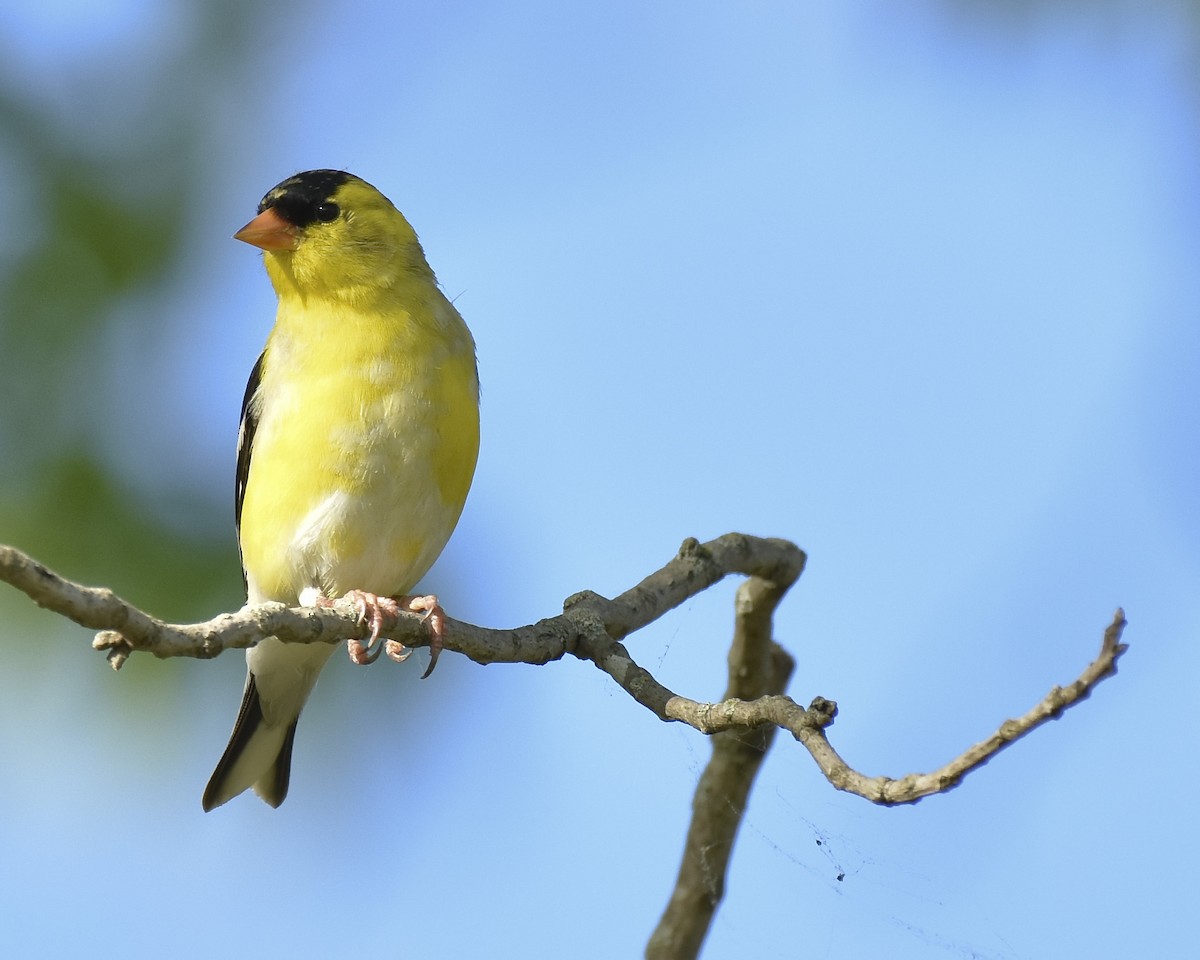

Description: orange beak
[234,207,301,251]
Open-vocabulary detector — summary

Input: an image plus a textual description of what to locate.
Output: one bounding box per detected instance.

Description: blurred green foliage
[0,1,281,632]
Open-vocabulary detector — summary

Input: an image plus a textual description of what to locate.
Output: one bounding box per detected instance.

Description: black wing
[235,351,265,591]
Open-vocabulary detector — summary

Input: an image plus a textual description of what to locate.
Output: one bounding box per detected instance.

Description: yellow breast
[238,290,479,605]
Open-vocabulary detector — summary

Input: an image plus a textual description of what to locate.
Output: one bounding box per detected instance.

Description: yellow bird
[202,170,479,811]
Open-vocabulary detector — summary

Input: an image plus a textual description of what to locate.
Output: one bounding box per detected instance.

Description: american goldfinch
[202,170,479,811]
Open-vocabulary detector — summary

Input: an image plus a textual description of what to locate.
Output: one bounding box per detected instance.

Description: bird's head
[235,169,431,303]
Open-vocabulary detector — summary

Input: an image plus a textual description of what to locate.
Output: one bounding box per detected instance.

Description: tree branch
[0,534,1127,959]
[646,572,796,959]
[0,537,1127,797]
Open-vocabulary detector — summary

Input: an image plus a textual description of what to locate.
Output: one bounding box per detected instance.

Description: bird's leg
[321,590,402,666]
[323,590,445,674]
[384,594,446,678]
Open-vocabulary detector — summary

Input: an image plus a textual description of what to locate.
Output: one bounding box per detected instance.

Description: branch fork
[0,535,1126,960]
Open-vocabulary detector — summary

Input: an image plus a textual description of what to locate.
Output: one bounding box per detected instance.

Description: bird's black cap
[258,169,354,228]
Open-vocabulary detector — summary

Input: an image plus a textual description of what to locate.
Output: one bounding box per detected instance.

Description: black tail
[202,673,298,811]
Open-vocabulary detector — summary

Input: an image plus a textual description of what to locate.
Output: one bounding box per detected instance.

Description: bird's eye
[315,202,340,222]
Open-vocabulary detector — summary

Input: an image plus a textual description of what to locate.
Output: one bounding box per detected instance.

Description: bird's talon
[341,590,404,665]
[399,593,446,679]
[335,590,448,674]
[347,636,384,665]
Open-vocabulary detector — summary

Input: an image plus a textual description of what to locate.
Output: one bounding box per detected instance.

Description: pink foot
[319,590,401,665]
[384,594,446,679]
[321,590,446,676]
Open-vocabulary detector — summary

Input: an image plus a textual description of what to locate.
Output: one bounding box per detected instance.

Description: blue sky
[1,1,1197,957]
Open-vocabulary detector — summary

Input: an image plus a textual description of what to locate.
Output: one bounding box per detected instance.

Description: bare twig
[0,539,1127,801]
[0,537,1127,803]
[0,534,804,673]
[659,607,1127,805]
[646,576,796,960]
[0,534,1127,958]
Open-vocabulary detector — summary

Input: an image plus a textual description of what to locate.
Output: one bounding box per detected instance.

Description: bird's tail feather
[202,673,297,811]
